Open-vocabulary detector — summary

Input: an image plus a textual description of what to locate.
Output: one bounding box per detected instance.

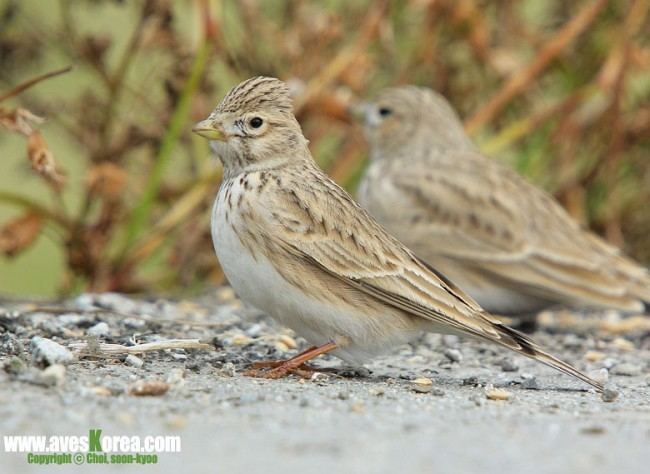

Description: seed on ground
[486,388,512,401]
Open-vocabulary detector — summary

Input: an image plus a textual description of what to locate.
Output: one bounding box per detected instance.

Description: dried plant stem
[480,85,597,155]
[0,191,69,228]
[465,0,608,133]
[124,169,220,265]
[120,41,211,255]
[69,339,214,357]
[98,4,149,151]
[293,1,386,113]
[0,66,72,103]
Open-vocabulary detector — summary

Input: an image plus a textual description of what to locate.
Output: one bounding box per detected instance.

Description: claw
[243,361,322,379]
[242,342,338,379]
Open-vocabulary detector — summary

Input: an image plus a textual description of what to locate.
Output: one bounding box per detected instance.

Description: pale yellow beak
[192,119,225,140]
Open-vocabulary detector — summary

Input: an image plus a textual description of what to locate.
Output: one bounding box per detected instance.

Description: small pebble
[128,380,170,397]
[443,348,462,363]
[278,335,297,349]
[500,358,519,372]
[17,365,66,387]
[469,394,485,407]
[274,341,290,352]
[230,334,253,346]
[521,374,539,390]
[601,385,620,403]
[0,333,24,356]
[337,391,350,400]
[442,335,459,346]
[3,356,26,374]
[588,368,609,384]
[581,426,605,435]
[58,313,89,327]
[611,337,634,352]
[611,363,642,377]
[166,368,185,385]
[562,334,584,350]
[584,350,606,362]
[30,337,74,366]
[486,388,512,401]
[245,324,263,337]
[601,358,617,369]
[87,322,110,337]
[413,377,433,386]
[411,383,433,393]
[125,354,144,368]
[37,320,66,337]
[95,293,139,313]
[80,386,112,397]
[462,376,479,386]
[74,294,98,311]
[411,377,434,393]
[123,318,146,329]
[239,393,258,405]
[39,364,66,387]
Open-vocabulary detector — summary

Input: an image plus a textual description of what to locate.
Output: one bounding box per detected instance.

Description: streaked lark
[357,86,650,316]
[193,76,602,392]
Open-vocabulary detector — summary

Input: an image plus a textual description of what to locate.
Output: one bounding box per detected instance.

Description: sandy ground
[1,290,649,474]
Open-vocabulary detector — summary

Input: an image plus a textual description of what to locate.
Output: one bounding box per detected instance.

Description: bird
[192,76,603,392]
[356,85,650,317]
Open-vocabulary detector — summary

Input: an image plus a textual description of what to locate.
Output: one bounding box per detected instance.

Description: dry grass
[0,0,648,295]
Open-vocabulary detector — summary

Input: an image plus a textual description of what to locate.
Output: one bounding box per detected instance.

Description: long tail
[487,320,604,392]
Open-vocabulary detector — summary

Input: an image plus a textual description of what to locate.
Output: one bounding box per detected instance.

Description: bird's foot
[244,360,325,379]
[243,342,339,379]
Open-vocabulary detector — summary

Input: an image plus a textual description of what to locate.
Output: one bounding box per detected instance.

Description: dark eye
[249,117,263,128]
[378,107,392,117]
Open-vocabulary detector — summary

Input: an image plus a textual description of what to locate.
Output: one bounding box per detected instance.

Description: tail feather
[492,322,604,393]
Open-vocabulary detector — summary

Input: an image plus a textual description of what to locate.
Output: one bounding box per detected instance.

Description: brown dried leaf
[0,213,43,257]
[0,107,44,136]
[27,131,65,189]
[86,162,127,198]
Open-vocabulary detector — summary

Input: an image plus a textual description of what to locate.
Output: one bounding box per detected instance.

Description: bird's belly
[211,198,420,364]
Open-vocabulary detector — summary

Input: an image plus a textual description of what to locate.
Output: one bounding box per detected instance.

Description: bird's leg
[248,346,318,370]
[244,342,338,379]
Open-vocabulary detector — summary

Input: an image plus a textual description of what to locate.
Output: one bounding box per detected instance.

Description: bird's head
[193,77,309,174]
[353,86,474,161]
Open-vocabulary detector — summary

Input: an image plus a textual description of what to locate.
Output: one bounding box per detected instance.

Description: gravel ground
[1,289,649,474]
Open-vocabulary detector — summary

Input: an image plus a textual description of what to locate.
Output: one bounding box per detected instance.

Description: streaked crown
[214,76,293,115]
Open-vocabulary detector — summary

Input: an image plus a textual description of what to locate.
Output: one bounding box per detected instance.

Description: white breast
[210,178,421,364]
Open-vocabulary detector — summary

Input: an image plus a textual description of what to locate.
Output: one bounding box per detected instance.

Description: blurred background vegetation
[0,0,648,297]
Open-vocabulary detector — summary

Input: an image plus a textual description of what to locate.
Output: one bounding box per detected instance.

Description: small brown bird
[193,76,602,392]
[357,86,650,316]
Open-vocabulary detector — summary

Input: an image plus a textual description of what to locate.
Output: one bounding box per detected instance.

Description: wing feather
[264,166,603,391]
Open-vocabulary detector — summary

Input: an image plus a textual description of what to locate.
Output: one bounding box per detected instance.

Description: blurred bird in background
[356,86,650,317]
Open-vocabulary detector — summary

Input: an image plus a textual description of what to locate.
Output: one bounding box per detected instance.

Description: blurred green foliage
[0,0,648,297]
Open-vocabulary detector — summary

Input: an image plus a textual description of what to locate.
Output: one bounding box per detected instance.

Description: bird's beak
[348,102,371,122]
[192,119,225,141]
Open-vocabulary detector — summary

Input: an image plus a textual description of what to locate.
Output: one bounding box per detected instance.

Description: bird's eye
[249,117,263,128]
[378,107,392,117]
